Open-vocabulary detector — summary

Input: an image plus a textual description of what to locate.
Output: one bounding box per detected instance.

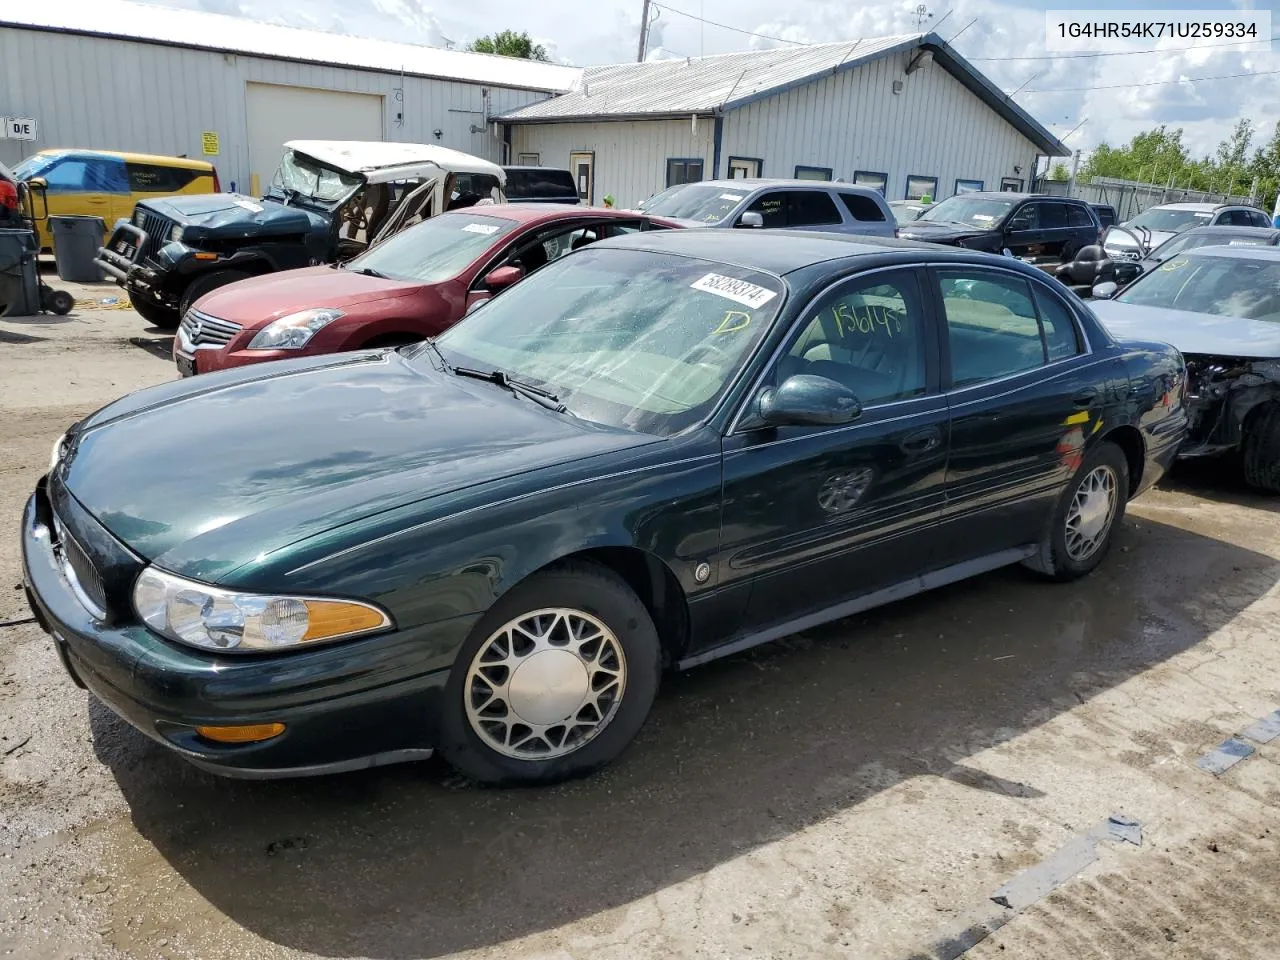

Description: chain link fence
[1038,176,1256,222]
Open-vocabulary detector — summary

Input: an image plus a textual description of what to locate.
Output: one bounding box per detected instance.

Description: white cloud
[132,0,1279,160]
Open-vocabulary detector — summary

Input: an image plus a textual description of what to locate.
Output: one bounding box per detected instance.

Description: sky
[136,0,1280,165]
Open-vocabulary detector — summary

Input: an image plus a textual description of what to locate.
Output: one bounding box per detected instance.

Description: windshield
[271,150,363,203]
[1125,207,1212,233]
[11,155,57,180]
[344,212,518,283]
[1149,231,1271,261]
[1116,253,1280,321]
[432,248,786,435]
[639,184,749,223]
[889,201,928,222]
[917,196,1013,227]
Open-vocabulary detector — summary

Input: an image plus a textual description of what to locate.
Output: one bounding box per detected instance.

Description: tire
[1242,402,1280,493]
[129,294,180,330]
[46,289,74,316]
[437,560,661,786]
[1023,441,1129,581]
[178,269,252,320]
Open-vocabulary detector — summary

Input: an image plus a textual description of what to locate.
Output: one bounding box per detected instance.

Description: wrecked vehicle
[96,140,506,328]
[1091,245,1280,490]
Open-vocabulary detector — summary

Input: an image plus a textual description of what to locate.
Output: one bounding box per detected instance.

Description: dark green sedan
[22,230,1188,784]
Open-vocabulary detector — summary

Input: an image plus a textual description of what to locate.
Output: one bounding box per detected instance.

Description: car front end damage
[1180,354,1280,457]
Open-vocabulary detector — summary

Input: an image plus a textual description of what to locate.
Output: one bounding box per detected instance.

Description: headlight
[169,224,185,243]
[132,567,392,653]
[247,308,345,350]
[49,433,66,473]
[134,209,145,227]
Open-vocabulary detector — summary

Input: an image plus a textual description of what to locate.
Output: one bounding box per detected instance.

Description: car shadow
[90,514,1278,958]
[1161,457,1280,513]
[127,335,175,360]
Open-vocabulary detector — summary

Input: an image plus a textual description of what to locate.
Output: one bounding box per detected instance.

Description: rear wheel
[179,269,252,319]
[129,294,180,330]
[437,561,661,785]
[1023,441,1129,581]
[1242,401,1280,493]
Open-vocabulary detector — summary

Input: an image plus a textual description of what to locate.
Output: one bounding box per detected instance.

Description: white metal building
[499,36,1068,208]
[0,0,577,194]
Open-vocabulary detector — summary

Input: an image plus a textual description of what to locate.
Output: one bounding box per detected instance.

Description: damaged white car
[1091,245,1280,490]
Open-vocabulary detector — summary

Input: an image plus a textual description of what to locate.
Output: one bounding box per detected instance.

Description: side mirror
[758,374,861,427]
[1091,281,1118,300]
[485,264,524,291]
[737,211,764,229]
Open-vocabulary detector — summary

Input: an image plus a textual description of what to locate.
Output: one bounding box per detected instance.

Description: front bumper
[21,481,470,778]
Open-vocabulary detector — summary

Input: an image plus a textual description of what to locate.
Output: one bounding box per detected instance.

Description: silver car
[1103,202,1273,260]
[637,179,897,237]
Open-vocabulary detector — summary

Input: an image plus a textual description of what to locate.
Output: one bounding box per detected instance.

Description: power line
[1021,67,1280,93]
[653,2,810,47]
[972,34,1280,61]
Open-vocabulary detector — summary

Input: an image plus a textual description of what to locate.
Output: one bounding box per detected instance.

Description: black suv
[898,192,1100,261]
[97,142,504,328]
[503,167,579,204]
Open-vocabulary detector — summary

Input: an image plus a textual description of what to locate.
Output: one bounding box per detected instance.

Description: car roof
[1181,244,1280,261]
[462,203,656,225]
[689,178,882,192]
[30,148,214,170]
[1151,202,1222,211]
[285,140,504,180]
[1177,225,1280,240]
[503,166,572,173]
[594,228,1031,275]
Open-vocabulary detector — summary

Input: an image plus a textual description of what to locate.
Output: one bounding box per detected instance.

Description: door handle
[901,428,941,453]
[1072,388,1098,407]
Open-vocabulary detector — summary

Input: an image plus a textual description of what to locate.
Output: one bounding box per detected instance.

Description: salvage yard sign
[1,117,38,141]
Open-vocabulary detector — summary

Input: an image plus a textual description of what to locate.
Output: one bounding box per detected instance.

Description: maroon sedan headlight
[247,308,345,350]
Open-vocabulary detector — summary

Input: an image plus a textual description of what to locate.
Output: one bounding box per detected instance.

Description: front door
[1001,200,1041,258]
[35,154,127,251]
[569,151,595,205]
[728,158,761,179]
[931,265,1107,561]
[718,267,949,631]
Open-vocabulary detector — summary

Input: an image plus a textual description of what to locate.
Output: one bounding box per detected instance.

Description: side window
[126,164,197,192]
[1007,203,1038,230]
[1253,210,1273,228]
[1033,286,1083,360]
[501,223,602,275]
[744,191,786,228]
[1067,204,1093,227]
[42,159,89,192]
[778,270,927,407]
[939,271,1045,387]
[838,192,887,222]
[1040,202,1068,229]
[786,190,842,227]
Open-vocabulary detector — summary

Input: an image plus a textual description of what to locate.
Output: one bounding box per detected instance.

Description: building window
[517,152,540,165]
[954,178,984,195]
[905,175,938,201]
[853,170,888,196]
[1001,177,1025,192]
[795,165,833,181]
[666,158,704,187]
[727,156,762,179]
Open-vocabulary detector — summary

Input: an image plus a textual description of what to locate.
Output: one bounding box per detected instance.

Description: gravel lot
[2,284,1279,960]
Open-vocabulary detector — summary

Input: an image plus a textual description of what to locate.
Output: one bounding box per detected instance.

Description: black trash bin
[0,228,42,316]
[51,215,106,283]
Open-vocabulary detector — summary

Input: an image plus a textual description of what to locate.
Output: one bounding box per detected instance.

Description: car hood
[897,220,990,241]
[194,266,423,326]
[59,352,656,581]
[1090,300,1280,358]
[144,194,326,238]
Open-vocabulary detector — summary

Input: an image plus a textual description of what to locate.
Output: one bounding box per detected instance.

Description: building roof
[2,0,580,93]
[498,34,1068,156]
[286,141,503,179]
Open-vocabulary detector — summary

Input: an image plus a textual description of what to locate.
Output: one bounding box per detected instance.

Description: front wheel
[129,294,180,330]
[1242,402,1280,493]
[1023,441,1129,581]
[437,561,661,785]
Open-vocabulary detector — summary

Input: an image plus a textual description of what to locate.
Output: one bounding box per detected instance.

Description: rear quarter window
[838,192,887,222]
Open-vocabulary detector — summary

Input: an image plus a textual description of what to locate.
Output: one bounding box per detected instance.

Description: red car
[172,205,680,376]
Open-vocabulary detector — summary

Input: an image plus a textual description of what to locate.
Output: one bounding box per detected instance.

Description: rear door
[719,267,950,629]
[931,265,1105,561]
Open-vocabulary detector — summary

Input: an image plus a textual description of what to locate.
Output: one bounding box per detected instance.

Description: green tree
[1048,162,1070,180]
[467,30,550,61]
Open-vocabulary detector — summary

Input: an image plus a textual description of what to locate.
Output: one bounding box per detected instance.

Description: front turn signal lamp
[133,566,392,653]
[195,722,286,743]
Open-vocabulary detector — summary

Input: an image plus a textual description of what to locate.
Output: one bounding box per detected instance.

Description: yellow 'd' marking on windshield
[713,311,753,334]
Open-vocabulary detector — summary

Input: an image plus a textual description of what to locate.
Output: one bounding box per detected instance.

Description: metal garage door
[245,82,384,195]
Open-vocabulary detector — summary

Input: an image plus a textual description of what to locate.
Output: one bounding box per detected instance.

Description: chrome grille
[139,211,175,263]
[181,309,243,347]
[52,516,107,620]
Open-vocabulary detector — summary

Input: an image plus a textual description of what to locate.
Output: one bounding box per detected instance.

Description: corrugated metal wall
[0,27,551,190]
[510,119,714,208]
[721,55,1039,200]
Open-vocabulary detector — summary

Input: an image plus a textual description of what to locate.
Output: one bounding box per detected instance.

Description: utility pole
[1068,149,1081,196]
[637,0,652,62]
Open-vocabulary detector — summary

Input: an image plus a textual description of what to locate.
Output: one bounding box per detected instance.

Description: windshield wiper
[452,365,569,414]
[351,266,386,279]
